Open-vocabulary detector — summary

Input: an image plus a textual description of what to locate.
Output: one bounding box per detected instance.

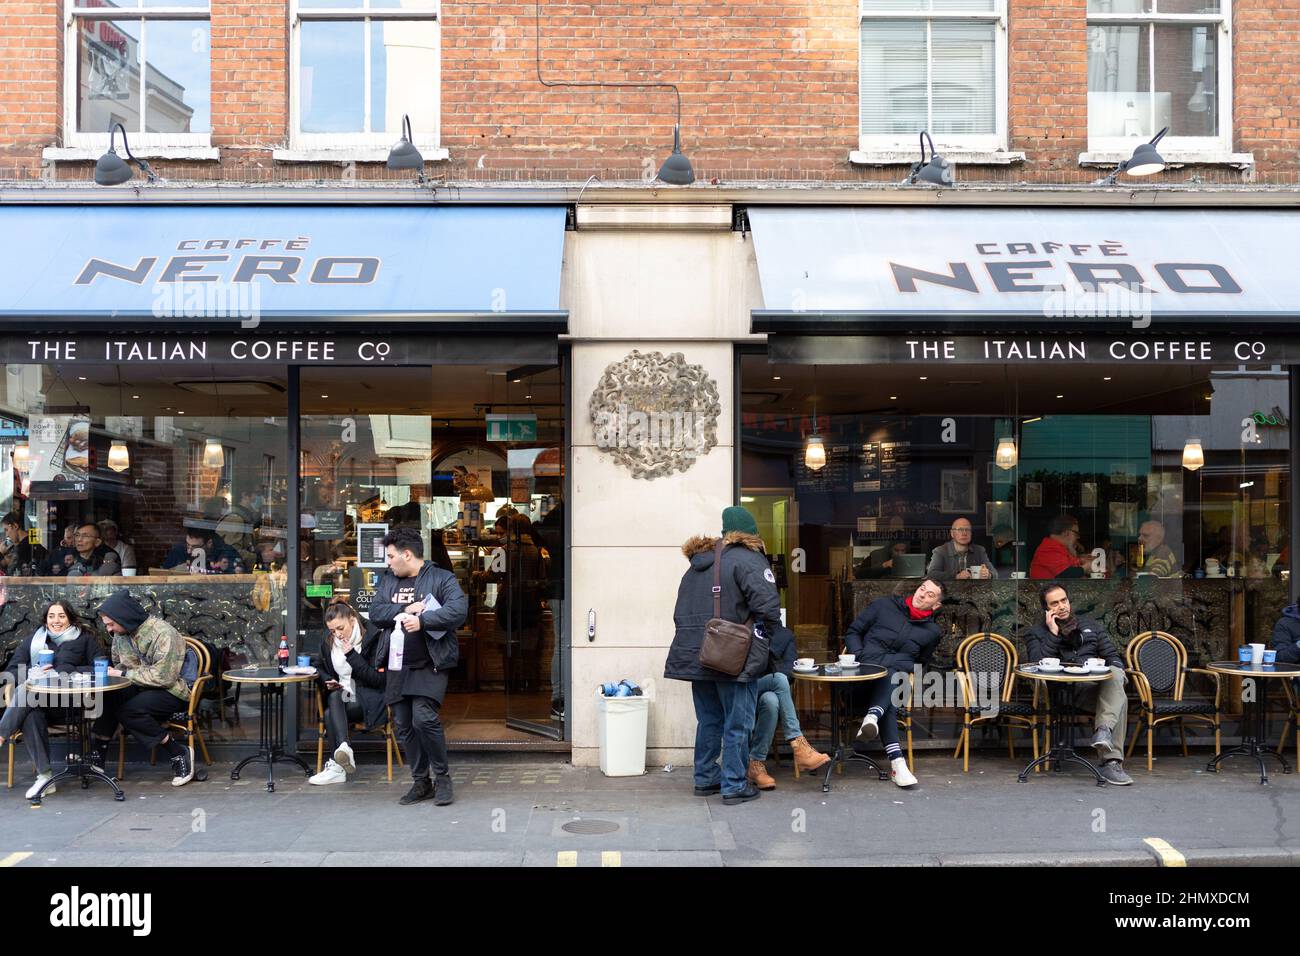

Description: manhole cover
[561,819,621,835]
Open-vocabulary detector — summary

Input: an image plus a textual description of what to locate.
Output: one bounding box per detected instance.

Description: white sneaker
[310,759,347,785]
[856,713,879,741]
[333,741,356,774]
[25,771,56,799]
[890,757,917,788]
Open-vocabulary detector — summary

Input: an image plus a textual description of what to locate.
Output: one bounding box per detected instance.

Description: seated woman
[311,598,385,785]
[0,601,103,798]
[747,623,829,789]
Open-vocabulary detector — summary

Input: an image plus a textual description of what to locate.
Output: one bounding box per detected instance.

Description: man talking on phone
[369,527,468,807]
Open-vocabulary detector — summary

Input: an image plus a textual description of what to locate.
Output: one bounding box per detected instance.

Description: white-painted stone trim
[43,145,220,161]
[1079,150,1255,169]
[575,203,732,230]
[850,149,1027,167]
[272,146,450,164]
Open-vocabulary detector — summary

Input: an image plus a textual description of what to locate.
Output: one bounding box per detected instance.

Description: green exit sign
[486,414,537,442]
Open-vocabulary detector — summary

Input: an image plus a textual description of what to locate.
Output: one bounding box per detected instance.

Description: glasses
[951,527,972,534]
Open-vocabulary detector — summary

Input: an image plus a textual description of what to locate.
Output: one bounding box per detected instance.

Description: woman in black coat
[0,600,103,798]
[311,599,385,785]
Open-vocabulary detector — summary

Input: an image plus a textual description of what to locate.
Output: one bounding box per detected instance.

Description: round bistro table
[792,663,889,792]
[1204,660,1300,785]
[223,667,317,792]
[1016,666,1111,786]
[23,673,132,806]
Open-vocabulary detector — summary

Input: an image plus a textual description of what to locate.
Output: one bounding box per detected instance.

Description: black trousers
[93,685,183,749]
[324,690,365,753]
[391,695,449,782]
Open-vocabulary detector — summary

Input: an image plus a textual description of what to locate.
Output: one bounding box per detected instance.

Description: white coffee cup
[1086,657,1106,670]
[1040,657,1061,669]
[1206,559,1221,575]
[1011,571,1027,579]
[122,568,137,577]
[967,565,982,580]
[1250,643,1266,665]
[838,654,857,667]
[795,658,814,670]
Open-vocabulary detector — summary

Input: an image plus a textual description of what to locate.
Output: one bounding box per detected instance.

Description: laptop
[894,553,927,578]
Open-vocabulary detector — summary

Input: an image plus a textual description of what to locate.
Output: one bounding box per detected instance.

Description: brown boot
[791,736,831,772]
[748,759,776,790]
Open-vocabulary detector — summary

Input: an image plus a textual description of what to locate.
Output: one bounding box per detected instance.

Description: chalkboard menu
[796,443,854,491]
[879,441,914,492]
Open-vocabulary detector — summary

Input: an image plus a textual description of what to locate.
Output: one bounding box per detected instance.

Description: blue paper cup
[1238,646,1253,663]
[296,655,311,668]
[1263,649,1278,665]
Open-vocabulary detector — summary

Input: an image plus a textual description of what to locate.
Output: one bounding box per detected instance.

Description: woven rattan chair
[952,632,1040,772]
[1124,630,1221,771]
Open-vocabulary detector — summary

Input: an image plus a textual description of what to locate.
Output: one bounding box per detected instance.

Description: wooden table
[1016,666,1111,786]
[792,664,888,792]
[223,667,316,792]
[1204,661,1300,784]
[23,674,132,805]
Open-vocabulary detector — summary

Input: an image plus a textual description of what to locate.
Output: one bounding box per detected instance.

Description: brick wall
[0,0,1295,184]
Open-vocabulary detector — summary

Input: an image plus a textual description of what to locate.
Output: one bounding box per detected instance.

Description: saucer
[1036,664,1064,673]
[1063,665,1089,675]
[792,665,819,674]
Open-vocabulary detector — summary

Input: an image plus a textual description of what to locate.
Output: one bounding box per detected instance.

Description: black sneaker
[722,784,761,805]
[693,783,722,796]
[170,747,195,787]
[399,778,434,805]
[433,774,454,806]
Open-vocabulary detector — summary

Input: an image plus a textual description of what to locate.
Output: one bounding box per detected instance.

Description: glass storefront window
[740,355,1290,707]
[0,363,288,743]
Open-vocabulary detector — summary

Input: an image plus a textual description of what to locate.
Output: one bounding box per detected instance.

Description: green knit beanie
[721,506,758,536]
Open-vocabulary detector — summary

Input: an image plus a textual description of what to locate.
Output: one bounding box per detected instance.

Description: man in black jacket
[1269,604,1300,664]
[1025,583,1133,786]
[847,579,944,788]
[665,506,783,805]
[369,527,468,807]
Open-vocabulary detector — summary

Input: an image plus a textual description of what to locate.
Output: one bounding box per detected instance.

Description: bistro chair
[1124,630,1222,772]
[119,638,213,780]
[315,687,405,783]
[952,632,1040,772]
[5,676,77,789]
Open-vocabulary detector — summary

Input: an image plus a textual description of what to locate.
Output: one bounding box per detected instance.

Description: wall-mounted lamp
[387,115,426,183]
[904,131,954,187]
[1096,127,1168,186]
[94,123,157,186]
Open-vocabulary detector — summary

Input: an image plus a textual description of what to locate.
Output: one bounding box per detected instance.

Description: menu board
[879,441,914,493]
[356,522,389,568]
[796,443,854,492]
[28,414,89,500]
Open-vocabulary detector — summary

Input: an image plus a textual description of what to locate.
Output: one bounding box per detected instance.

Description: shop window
[65,0,212,148]
[290,0,440,152]
[1086,0,1231,154]
[858,0,1007,153]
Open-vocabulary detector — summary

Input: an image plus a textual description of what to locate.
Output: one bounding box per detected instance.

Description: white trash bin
[597,678,655,777]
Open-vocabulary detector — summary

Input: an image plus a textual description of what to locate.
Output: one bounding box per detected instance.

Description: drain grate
[561,819,621,835]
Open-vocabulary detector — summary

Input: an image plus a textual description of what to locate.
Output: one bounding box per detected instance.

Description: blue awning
[0,204,567,328]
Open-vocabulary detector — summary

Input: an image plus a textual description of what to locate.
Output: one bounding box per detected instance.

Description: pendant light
[804,386,826,471]
[995,436,1018,470]
[107,367,130,472]
[204,370,224,469]
[12,442,30,472]
[1182,436,1205,471]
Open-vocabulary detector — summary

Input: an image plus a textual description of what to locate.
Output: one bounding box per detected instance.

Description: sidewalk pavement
[1,752,1297,867]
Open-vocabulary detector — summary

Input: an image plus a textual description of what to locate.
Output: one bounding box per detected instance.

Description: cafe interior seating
[952,632,1040,772]
[1124,630,1223,772]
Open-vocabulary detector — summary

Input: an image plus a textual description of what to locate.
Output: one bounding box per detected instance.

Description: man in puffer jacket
[847,578,944,788]
[1270,604,1300,664]
[665,506,782,805]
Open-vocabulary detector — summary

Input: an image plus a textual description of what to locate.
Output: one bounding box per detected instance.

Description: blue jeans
[691,680,759,795]
[750,672,803,762]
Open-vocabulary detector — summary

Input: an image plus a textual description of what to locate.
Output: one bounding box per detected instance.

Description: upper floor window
[291,0,440,150]
[1087,0,1230,153]
[66,0,212,147]
[858,0,1007,153]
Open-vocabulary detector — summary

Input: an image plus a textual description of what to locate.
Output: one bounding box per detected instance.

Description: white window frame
[61,0,213,153]
[1085,0,1232,157]
[857,0,1009,155]
[286,0,442,158]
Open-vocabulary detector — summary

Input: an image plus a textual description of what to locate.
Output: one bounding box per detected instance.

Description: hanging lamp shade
[1182,437,1205,471]
[804,434,827,471]
[107,440,130,473]
[13,442,30,471]
[203,437,225,469]
[995,436,1019,470]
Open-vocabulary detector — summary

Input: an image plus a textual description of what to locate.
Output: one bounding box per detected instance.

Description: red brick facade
[0,0,1296,184]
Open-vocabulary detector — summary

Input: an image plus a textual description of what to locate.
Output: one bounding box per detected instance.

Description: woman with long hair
[311,598,385,785]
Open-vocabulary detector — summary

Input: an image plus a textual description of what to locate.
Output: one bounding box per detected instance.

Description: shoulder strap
[712,540,726,619]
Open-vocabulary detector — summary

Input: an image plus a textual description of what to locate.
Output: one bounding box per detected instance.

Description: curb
[939,850,1155,867]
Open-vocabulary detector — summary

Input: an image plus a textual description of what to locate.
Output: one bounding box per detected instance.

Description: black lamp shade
[94,148,133,186]
[1125,141,1165,176]
[657,125,695,185]
[387,138,424,171]
[917,155,954,186]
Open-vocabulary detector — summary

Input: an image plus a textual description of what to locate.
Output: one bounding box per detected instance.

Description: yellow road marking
[556,851,578,867]
[1143,837,1186,867]
[601,851,622,868]
[0,852,32,868]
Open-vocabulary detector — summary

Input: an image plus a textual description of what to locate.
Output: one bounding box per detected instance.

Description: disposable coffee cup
[1263,649,1278,665]
[1238,646,1253,663]
[296,655,311,668]
[1250,643,1266,665]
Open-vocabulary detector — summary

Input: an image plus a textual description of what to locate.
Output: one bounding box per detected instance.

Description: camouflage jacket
[112,617,189,701]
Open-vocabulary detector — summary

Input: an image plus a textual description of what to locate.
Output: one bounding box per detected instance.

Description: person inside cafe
[747,620,830,790]
[926,517,997,581]
[0,512,48,576]
[163,527,239,574]
[311,598,386,786]
[854,541,908,579]
[989,524,1016,573]
[252,532,285,572]
[1029,514,1089,579]
[1025,583,1133,786]
[1138,520,1180,577]
[44,523,77,574]
[91,591,197,787]
[51,522,122,577]
[0,600,103,799]
[849,578,945,789]
[369,527,469,808]
[97,519,136,572]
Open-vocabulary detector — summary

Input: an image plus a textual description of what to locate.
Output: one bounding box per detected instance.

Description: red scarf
[904,596,933,621]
